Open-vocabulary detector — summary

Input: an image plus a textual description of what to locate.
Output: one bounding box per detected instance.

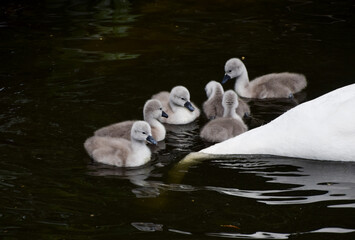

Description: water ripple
[183,157,355,206]
[207,231,289,239]
[131,222,163,232]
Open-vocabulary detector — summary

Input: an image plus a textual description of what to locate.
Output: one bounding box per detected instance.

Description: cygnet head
[144,99,168,120]
[205,80,224,98]
[131,121,157,145]
[170,86,195,112]
[222,58,246,84]
[222,90,239,114]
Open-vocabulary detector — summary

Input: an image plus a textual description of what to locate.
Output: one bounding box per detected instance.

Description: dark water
[1,0,354,239]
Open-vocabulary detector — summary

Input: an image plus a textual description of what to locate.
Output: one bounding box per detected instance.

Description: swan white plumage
[223,58,307,99]
[200,84,355,161]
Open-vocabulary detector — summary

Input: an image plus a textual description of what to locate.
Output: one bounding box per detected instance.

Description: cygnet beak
[161,111,168,118]
[184,101,195,112]
[222,74,231,84]
[146,135,157,145]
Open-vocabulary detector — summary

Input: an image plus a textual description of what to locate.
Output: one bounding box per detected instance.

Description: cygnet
[203,80,250,119]
[84,121,157,167]
[222,58,307,99]
[152,85,200,124]
[200,90,248,142]
[94,99,168,141]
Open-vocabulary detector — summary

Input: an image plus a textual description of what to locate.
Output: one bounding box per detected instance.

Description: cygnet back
[203,81,224,119]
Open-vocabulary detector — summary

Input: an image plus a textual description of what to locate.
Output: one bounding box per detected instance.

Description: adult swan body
[198,84,355,162]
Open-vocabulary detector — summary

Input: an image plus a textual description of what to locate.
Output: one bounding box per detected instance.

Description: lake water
[1,0,354,239]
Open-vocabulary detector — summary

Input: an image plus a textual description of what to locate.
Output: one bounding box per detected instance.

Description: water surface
[1,0,354,239]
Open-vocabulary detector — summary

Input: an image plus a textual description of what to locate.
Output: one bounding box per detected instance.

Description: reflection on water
[164,121,204,152]
[87,163,160,197]
[205,157,355,206]
[60,48,140,62]
[131,222,163,232]
[164,155,355,208]
[287,0,348,24]
[207,231,290,239]
[246,91,308,127]
[207,228,355,239]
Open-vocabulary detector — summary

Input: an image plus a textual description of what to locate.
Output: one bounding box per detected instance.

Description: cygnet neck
[169,100,179,113]
[223,105,240,119]
[144,113,162,127]
[210,86,224,100]
[235,67,250,97]
[130,138,147,151]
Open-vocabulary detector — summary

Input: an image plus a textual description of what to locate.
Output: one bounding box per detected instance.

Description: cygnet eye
[142,131,146,135]
[228,70,232,73]
[159,107,162,110]
[181,97,186,101]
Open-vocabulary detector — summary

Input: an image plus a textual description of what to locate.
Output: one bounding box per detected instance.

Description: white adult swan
[196,84,355,161]
[200,90,248,142]
[152,86,200,124]
[95,99,168,141]
[84,121,157,167]
[222,58,307,99]
[203,80,250,119]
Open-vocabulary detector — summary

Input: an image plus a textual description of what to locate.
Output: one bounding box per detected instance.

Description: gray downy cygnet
[222,58,307,99]
[84,121,157,167]
[200,90,248,142]
[152,85,200,124]
[203,80,250,119]
[94,99,168,142]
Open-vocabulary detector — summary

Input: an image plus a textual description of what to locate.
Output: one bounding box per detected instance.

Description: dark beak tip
[184,102,195,112]
[222,74,231,84]
[162,111,169,118]
[146,136,158,145]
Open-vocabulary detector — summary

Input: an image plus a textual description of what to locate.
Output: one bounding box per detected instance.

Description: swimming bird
[84,121,157,167]
[203,80,250,119]
[94,99,168,141]
[200,90,248,142]
[152,86,200,124]
[199,84,355,161]
[222,58,307,99]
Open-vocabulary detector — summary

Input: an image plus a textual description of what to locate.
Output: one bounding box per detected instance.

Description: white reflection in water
[207,231,289,239]
[131,222,163,232]
[311,227,355,233]
[87,164,162,197]
[168,228,192,235]
[207,158,355,206]
[87,163,198,198]
[206,227,355,239]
